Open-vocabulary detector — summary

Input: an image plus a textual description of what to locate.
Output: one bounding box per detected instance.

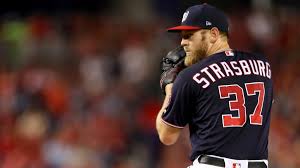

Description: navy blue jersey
[161,50,273,161]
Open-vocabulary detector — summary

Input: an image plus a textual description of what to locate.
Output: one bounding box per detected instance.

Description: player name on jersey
[193,59,271,88]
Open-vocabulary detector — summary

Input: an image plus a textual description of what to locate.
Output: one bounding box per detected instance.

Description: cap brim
[167,25,202,32]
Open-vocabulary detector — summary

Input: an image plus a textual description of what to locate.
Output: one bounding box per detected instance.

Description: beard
[184,42,208,67]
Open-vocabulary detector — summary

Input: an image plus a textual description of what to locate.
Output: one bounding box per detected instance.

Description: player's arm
[156,46,186,145]
[156,84,182,145]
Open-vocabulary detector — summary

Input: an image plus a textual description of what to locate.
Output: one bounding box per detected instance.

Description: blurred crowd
[0,1,300,168]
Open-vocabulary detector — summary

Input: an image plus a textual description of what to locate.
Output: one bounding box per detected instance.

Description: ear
[210,27,220,43]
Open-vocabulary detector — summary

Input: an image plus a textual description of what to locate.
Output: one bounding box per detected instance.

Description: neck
[206,40,230,56]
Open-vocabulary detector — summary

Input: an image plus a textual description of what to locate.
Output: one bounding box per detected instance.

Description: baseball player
[156,3,273,168]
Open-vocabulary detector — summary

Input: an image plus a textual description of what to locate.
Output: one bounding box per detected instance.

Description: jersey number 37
[218,82,265,127]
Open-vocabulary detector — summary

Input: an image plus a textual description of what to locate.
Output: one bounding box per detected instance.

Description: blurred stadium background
[0,0,299,167]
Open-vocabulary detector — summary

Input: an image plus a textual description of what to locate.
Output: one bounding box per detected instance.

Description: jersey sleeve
[161,72,194,128]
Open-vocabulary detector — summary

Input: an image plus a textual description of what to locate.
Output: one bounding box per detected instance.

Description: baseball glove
[160,46,186,95]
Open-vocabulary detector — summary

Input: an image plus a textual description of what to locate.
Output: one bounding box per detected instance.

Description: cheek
[190,41,201,51]
[193,41,204,51]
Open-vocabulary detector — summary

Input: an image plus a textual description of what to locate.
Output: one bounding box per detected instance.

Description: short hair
[220,31,229,40]
[220,31,228,37]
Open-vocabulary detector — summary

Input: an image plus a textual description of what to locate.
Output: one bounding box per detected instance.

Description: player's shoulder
[176,66,196,81]
[173,63,201,88]
[234,50,269,61]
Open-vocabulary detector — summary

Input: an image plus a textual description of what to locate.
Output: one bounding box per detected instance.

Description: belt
[198,155,267,168]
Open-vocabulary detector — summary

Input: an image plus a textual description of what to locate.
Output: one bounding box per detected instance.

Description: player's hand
[160,46,186,95]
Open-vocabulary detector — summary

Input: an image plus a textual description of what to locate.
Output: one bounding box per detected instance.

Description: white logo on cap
[206,21,212,26]
[182,11,189,22]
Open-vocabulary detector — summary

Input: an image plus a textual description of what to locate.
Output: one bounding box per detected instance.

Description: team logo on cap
[206,21,212,26]
[182,11,189,22]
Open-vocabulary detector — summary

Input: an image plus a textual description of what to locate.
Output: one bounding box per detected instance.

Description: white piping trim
[161,119,185,129]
